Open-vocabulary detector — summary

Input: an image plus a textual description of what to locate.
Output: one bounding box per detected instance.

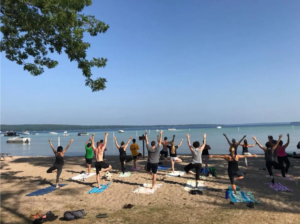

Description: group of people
[46,131,293,193]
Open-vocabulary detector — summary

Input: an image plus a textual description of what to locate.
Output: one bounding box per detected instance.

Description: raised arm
[177,139,183,147]
[124,137,132,149]
[237,135,246,145]
[91,133,97,150]
[170,135,175,143]
[283,134,290,149]
[187,134,193,152]
[62,139,74,154]
[158,130,163,146]
[113,136,119,148]
[223,134,231,145]
[272,134,283,151]
[200,133,207,151]
[145,130,149,145]
[48,140,57,155]
[85,137,91,145]
[252,136,266,151]
[103,133,108,149]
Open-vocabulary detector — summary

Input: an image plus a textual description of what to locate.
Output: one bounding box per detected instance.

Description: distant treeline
[0,122,298,132]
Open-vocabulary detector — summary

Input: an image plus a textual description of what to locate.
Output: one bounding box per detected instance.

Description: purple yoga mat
[266,182,292,192]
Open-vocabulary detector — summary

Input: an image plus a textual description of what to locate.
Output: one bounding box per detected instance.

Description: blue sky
[1,0,300,125]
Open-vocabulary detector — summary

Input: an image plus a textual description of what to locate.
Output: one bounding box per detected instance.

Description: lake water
[1,125,300,157]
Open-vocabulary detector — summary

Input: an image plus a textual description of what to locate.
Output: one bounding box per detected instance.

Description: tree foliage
[0,0,109,91]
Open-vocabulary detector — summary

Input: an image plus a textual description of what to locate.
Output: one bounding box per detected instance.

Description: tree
[0,0,109,91]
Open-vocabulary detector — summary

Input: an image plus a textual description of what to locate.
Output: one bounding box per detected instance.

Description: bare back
[94,144,105,162]
[162,141,168,150]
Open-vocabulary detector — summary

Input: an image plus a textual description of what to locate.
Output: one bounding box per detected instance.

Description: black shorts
[133,153,142,160]
[86,158,93,165]
[160,150,168,158]
[95,161,110,174]
[146,163,159,174]
[184,163,202,180]
[228,170,244,184]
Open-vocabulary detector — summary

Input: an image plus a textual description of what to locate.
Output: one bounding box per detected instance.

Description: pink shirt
[277,146,286,157]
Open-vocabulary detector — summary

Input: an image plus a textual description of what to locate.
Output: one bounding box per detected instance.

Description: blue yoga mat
[88,182,111,194]
[229,191,257,203]
[26,184,66,196]
[158,166,169,170]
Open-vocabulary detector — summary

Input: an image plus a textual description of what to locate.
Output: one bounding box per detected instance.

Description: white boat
[49,132,58,135]
[118,130,124,133]
[168,128,176,131]
[156,129,160,132]
[217,126,222,129]
[7,137,30,143]
[63,133,70,136]
[64,131,68,134]
[22,131,30,135]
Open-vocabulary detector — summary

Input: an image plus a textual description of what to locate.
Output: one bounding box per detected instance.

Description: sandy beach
[1,155,300,224]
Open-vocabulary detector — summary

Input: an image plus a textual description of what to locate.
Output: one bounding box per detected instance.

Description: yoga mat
[119,172,131,177]
[158,166,169,170]
[88,182,111,194]
[266,182,293,192]
[184,180,206,191]
[229,191,260,203]
[166,171,185,177]
[71,173,96,180]
[133,184,163,194]
[26,184,66,196]
[228,185,240,191]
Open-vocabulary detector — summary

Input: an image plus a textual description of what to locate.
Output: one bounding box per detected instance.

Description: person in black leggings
[253,135,285,183]
[210,148,257,194]
[113,136,133,174]
[47,139,73,188]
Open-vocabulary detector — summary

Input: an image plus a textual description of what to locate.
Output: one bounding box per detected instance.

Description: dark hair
[100,140,103,143]
[265,142,271,148]
[232,139,236,144]
[193,141,200,148]
[151,141,156,146]
[87,143,91,147]
[164,137,167,140]
[133,139,136,143]
[57,146,63,152]
[121,141,125,146]
[244,139,248,145]
[268,135,273,140]
[279,140,283,146]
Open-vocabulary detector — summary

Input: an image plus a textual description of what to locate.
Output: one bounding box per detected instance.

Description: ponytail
[171,145,176,154]
[230,147,235,160]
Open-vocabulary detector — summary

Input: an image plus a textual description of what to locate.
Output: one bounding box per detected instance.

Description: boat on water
[217,126,222,129]
[78,132,89,136]
[168,128,176,131]
[49,132,58,135]
[63,133,70,136]
[64,131,68,134]
[7,137,30,143]
[156,129,160,132]
[32,133,39,135]
[22,131,30,135]
[4,131,19,137]
[118,130,124,133]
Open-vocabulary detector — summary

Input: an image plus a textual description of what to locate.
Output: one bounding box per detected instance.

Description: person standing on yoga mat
[184,133,206,188]
[47,139,74,188]
[277,134,290,175]
[210,148,257,194]
[202,140,211,169]
[267,135,279,162]
[223,134,246,155]
[92,133,112,189]
[238,139,256,168]
[252,135,285,183]
[113,136,133,174]
[145,130,162,189]
[130,139,142,169]
[85,137,94,175]
[168,138,183,172]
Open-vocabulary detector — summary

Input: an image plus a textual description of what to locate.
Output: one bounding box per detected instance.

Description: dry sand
[1,155,300,224]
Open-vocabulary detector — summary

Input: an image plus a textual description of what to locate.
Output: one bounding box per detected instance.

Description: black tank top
[228,155,239,172]
[119,147,126,157]
[55,153,64,166]
[242,146,248,154]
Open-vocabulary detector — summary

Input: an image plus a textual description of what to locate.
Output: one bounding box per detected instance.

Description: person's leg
[171,159,175,172]
[176,158,182,163]
[120,159,125,174]
[98,165,112,188]
[245,157,248,167]
[87,164,91,175]
[195,164,201,188]
[164,152,168,166]
[266,161,274,183]
[152,173,157,189]
[55,166,62,188]
[228,172,236,194]
[277,157,286,177]
[134,159,137,168]
[46,165,57,173]
[151,163,158,189]
[283,156,290,174]
[184,163,195,175]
